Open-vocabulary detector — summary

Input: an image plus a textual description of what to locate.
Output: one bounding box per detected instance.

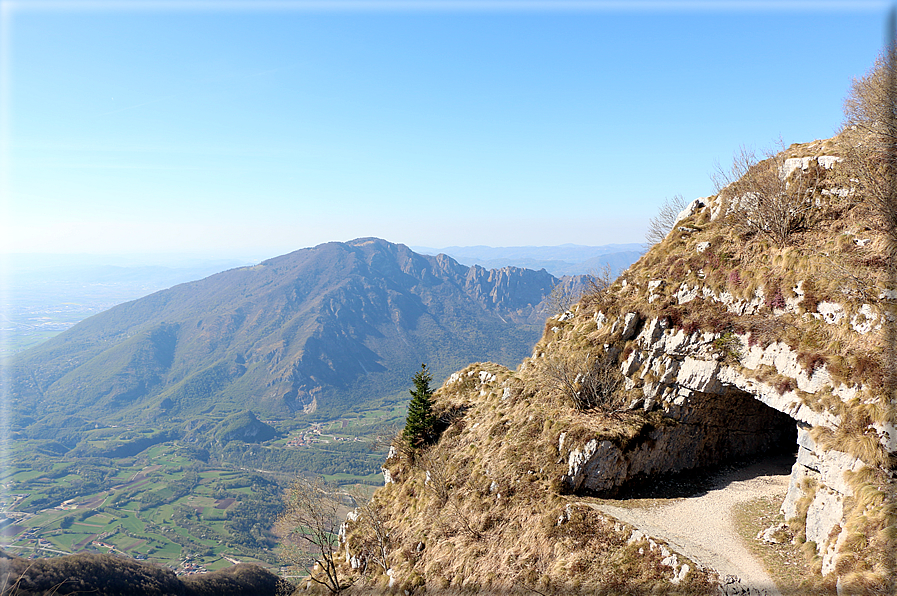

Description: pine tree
[402,364,435,450]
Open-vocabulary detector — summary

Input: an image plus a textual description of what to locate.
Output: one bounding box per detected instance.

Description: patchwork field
[3,420,391,576]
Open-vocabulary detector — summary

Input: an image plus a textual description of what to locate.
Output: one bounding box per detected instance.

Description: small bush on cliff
[714,143,822,247]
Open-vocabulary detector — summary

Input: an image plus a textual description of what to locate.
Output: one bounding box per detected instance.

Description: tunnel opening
[614,387,798,500]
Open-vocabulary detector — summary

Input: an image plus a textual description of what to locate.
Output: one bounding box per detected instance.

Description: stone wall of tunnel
[563,384,799,496]
[561,314,878,578]
[663,385,798,468]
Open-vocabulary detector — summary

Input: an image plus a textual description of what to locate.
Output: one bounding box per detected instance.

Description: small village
[284,421,367,448]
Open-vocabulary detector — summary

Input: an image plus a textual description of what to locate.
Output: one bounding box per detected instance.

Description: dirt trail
[580,454,793,596]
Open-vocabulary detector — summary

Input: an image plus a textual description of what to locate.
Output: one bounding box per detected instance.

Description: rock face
[562,319,803,495]
[546,151,895,587]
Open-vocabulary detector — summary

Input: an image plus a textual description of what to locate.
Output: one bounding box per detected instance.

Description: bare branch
[721,143,821,247]
[276,477,351,594]
[645,194,689,246]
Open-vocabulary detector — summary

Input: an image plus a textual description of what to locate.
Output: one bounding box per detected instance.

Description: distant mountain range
[412,243,644,277]
[7,238,573,434]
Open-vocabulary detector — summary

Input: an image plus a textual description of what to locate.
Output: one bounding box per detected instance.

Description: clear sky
[0,0,890,261]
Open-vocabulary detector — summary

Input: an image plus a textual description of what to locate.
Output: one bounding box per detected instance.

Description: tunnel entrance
[616,387,798,500]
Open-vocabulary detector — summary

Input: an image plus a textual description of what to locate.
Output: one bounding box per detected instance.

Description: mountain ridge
[7,238,562,429]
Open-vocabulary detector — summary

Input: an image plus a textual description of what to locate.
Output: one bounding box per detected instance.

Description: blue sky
[0,1,889,260]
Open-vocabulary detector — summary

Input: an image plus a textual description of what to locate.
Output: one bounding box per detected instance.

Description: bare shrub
[577,264,616,311]
[544,353,623,412]
[543,280,579,316]
[841,48,897,247]
[418,449,488,541]
[714,144,821,247]
[585,263,615,295]
[645,194,689,246]
[347,490,393,574]
[276,477,351,594]
[418,448,454,507]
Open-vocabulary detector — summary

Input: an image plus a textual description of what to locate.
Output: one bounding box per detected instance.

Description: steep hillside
[331,132,895,594]
[7,238,558,430]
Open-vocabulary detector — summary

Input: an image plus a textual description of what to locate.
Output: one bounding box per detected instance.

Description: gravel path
[580,454,793,596]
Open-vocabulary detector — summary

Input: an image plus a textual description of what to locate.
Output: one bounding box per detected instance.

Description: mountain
[333,133,896,594]
[6,238,559,429]
[412,243,645,277]
[3,256,255,355]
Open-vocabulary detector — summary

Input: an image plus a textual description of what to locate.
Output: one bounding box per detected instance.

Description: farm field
[3,417,391,576]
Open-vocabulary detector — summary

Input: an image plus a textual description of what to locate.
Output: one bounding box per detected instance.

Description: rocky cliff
[326,130,895,595]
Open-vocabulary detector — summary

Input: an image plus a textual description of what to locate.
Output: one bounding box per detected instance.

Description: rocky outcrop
[544,141,896,587]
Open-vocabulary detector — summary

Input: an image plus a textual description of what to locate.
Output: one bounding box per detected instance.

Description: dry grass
[337,361,719,595]
[731,494,836,595]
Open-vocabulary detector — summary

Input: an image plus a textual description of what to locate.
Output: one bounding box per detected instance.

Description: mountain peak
[9,241,560,425]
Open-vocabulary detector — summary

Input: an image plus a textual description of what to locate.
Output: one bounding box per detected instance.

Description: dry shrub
[544,353,623,412]
[798,351,827,373]
[840,49,897,245]
[745,317,786,348]
[774,376,796,395]
[799,278,821,313]
[715,143,824,247]
[645,194,691,247]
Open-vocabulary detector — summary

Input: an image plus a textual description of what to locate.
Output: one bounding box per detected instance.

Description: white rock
[621,350,641,377]
[478,370,496,384]
[675,197,706,223]
[565,439,628,493]
[757,523,790,544]
[793,428,864,496]
[621,312,642,340]
[873,422,897,453]
[822,524,848,576]
[676,283,699,304]
[816,301,846,325]
[696,241,711,253]
[781,459,813,520]
[850,304,878,334]
[805,488,843,553]
[818,155,841,169]
[675,357,722,393]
